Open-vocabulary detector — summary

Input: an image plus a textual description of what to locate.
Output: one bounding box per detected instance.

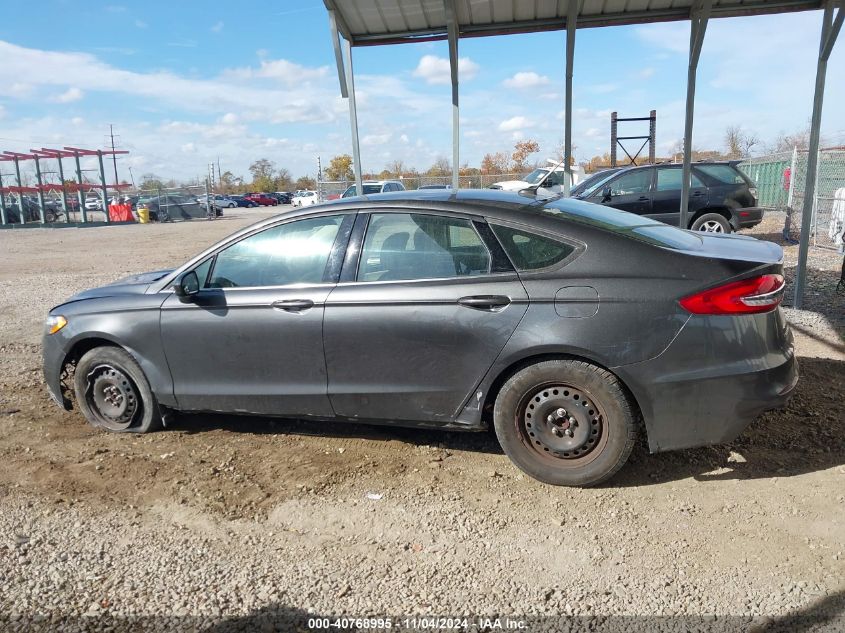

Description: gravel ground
[0,207,843,632]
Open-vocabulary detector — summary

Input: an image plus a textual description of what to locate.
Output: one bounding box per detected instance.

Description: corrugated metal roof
[325,0,825,45]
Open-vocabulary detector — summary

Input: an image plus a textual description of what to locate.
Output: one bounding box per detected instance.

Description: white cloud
[180,142,196,153]
[362,133,392,146]
[9,82,33,97]
[210,21,224,33]
[399,134,409,144]
[224,58,328,85]
[134,19,148,29]
[71,116,84,125]
[498,116,532,132]
[503,71,550,89]
[0,41,337,125]
[51,87,84,103]
[221,112,238,124]
[412,54,479,85]
[638,67,656,79]
[0,105,5,119]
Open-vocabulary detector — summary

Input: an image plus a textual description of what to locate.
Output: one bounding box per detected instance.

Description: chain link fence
[317,174,524,202]
[739,149,845,250]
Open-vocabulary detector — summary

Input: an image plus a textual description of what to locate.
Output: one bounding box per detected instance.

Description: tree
[385,159,406,178]
[249,158,276,192]
[325,154,354,181]
[274,167,293,192]
[426,156,451,177]
[550,138,577,165]
[218,170,242,194]
[724,126,760,159]
[769,125,811,154]
[139,173,165,191]
[294,176,316,190]
[511,139,540,172]
[480,152,510,174]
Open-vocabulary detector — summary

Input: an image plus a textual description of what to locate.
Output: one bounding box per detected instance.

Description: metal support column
[341,37,363,194]
[680,0,712,230]
[564,0,578,196]
[0,169,6,225]
[74,152,87,224]
[33,155,46,224]
[445,0,460,190]
[795,0,843,307]
[13,158,25,220]
[97,150,110,223]
[56,155,69,221]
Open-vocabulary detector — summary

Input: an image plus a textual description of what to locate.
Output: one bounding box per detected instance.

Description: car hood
[492,180,531,191]
[69,269,173,301]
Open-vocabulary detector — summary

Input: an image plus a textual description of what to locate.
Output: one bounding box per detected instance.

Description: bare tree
[724,126,760,159]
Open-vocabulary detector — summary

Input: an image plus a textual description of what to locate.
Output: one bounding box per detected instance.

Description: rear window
[697,164,747,184]
[491,225,575,271]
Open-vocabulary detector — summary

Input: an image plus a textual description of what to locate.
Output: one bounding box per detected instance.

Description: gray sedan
[42,190,797,486]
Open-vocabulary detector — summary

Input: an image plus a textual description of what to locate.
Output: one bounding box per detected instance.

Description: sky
[0,1,843,184]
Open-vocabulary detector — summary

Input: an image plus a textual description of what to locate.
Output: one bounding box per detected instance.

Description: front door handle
[272,299,314,312]
[638,196,650,201]
[458,295,511,311]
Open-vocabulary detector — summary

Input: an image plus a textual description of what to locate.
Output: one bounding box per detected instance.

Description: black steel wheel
[73,346,162,433]
[494,359,637,486]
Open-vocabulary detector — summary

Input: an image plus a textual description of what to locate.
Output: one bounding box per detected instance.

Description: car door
[160,212,354,415]
[323,211,529,423]
[588,168,653,215]
[649,166,708,227]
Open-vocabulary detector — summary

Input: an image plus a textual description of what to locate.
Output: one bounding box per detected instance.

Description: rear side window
[697,164,747,184]
[491,225,574,271]
[358,213,491,282]
[656,168,704,191]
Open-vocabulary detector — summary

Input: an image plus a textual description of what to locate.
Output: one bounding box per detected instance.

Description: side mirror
[601,187,612,201]
[174,270,200,301]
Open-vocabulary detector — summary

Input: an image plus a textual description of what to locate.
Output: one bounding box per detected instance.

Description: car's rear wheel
[493,360,636,487]
[73,346,163,433]
[690,212,731,233]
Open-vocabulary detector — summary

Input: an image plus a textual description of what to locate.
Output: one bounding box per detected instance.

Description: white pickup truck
[489,159,583,193]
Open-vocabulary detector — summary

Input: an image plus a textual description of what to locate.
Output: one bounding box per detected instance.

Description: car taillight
[680,274,785,315]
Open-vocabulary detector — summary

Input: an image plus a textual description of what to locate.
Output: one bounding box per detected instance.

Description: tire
[493,360,637,487]
[690,212,731,233]
[73,346,163,433]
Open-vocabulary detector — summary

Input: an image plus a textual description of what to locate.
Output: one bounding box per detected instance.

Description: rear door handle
[638,196,650,201]
[272,299,314,312]
[458,295,511,310]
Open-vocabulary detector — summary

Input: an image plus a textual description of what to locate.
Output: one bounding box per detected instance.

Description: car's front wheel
[493,359,637,487]
[73,346,163,433]
[690,212,731,233]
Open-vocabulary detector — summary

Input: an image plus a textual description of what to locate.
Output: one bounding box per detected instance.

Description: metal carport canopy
[324,0,841,309]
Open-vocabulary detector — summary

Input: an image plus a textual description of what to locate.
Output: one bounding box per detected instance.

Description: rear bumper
[614,309,797,452]
[734,207,765,229]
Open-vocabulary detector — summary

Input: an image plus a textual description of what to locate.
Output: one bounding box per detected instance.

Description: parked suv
[341,180,405,198]
[574,162,762,233]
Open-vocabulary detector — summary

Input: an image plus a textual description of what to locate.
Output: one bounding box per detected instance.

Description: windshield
[578,172,619,198]
[342,184,383,198]
[523,169,550,185]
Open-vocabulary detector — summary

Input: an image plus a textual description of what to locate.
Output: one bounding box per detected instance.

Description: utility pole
[109,124,120,186]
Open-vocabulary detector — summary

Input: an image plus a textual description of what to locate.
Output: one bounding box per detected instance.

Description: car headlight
[46,315,68,335]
